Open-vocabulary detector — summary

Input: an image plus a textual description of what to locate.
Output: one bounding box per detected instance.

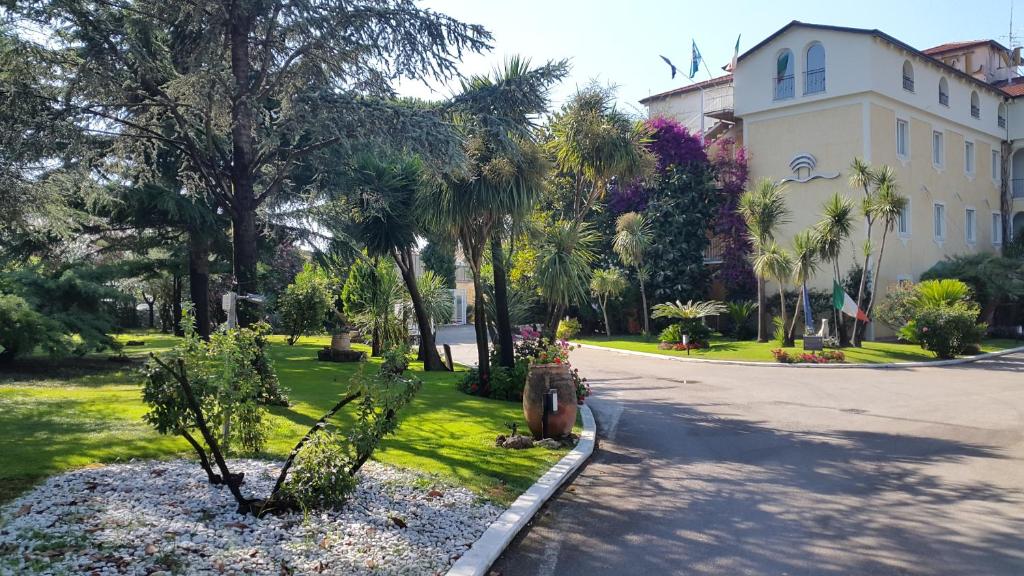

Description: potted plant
[521,337,578,439]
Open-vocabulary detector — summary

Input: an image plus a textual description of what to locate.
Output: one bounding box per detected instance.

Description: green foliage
[142,317,282,456]
[0,294,66,362]
[725,300,758,340]
[341,258,406,353]
[420,241,456,288]
[536,220,598,310]
[658,323,683,343]
[644,165,721,301]
[893,279,986,359]
[875,282,917,331]
[921,254,1024,313]
[651,299,727,320]
[278,263,333,345]
[556,317,581,340]
[278,428,357,512]
[658,320,712,347]
[418,271,454,325]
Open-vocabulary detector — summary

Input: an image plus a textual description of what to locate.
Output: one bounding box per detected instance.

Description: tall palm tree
[787,229,821,344]
[426,57,562,380]
[613,212,654,335]
[346,154,446,370]
[848,159,896,346]
[537,220,598,336]
[814,192,855,344]
[859,179,908,344]
[739,178,790,342]
[590,268,628,336]
[752,240,795,345]
[547,85,654,222]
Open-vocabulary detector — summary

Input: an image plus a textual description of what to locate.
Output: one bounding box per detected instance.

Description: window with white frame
[933,203,945,240]
[932,130,943,166]
[938,77,949,106]
[898,200,911,236]
[896,119,909,158]
[992,212,1004,245]
[965,208,976,243]
[965,141,975,174]
[992,149,1000,181]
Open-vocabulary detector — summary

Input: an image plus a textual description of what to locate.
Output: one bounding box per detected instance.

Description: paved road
[492,347,1024,576]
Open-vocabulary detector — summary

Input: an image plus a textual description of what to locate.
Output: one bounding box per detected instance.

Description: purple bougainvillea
[711,138,756,297]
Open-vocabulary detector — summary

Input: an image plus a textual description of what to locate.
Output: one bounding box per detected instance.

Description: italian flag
[833,280,869,322]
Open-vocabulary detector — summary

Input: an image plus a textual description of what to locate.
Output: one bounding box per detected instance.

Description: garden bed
[576,335,1021,364]
[0,459,500,575]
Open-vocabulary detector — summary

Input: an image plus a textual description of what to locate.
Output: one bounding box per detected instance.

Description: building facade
[642,21,1024,337]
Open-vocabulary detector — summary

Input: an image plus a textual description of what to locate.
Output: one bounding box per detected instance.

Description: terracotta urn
[523,363,577,439]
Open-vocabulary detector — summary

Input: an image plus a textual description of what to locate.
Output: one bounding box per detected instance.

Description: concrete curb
[446,403,596,576]
[573,342,1024,369]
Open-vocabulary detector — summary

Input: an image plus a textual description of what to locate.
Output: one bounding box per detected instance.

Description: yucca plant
[725,300,758,339]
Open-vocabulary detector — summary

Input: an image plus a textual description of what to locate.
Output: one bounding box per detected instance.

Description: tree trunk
[146,301,155,329]
[860,227,891,346]
[490,233,515,368]
[787,285,804,344]
[638,271,650,336]
[851,219,874,347]
[393,248,444,371]
[756,277,767,342]
[228,11,260,328]
[834,261,850,347]
[172,274,183,336]
[779,286,792,347]
[601,297,611,336]
[188,233,211,340]
[471,272,490,385]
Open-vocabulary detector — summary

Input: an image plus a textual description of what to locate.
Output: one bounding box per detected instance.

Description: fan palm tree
[537,220,598,336]
[346,154,446,370]
[613,211,654,335]
[590,268,628,336]
[752,240,795,345]
[547,85,654,221]
[814,192,855,344]
[739,178,790,342]
[860,180,908,344]
[787,229,821,344]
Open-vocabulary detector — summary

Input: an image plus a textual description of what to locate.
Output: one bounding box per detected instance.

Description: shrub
[772,349,845,364]
[658,319,712,346]
[0,294,67,362]
[279,428,358,511]
[724,300,757,340]
[892,279,987,359]
[278,263,333,345]
[875,282,916,331]
[556,317,581,340]
[658,323,683,343]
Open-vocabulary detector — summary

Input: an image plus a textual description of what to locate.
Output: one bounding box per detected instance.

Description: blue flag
[803,283,814,332]
[689,40,702,79]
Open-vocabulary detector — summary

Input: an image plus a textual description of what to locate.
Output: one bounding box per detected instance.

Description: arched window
[999,103,1007,128]
[971,91,980,119]
[804,42,825,94]
[774,49,794,100]
[938,77,949,106]
[902,60,914,92]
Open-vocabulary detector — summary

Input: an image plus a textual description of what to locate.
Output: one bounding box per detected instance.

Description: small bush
[899,303,986,359]
[875,282,916,331]
[772,349,845,364]
[556,317,581,340]
[280,428,358,511]
[658,319,712,346]
[0,294,66,362]
[277,263,333,345]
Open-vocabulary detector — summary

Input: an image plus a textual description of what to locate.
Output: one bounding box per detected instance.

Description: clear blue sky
[399,0,1020,114]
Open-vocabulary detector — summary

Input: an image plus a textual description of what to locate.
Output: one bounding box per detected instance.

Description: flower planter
[330,331,353,352]
[523,363,577,439]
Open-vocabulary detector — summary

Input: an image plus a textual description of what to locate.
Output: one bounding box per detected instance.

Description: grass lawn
[577,334,1021,364]
[0,333,567,506]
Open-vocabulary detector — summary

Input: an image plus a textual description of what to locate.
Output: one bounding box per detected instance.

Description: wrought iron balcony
[902,75,914,92]
[703,236,725,264]
[999,115,1007,129]
[939,92,949,106]
[804,69,825,94]
[971,105,980,119]
[773,75,794,100]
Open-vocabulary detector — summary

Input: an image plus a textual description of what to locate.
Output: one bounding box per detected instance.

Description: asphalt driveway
[492,347,1024,575]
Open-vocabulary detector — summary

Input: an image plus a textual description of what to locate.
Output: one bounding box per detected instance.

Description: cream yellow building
[642,21,1024,338]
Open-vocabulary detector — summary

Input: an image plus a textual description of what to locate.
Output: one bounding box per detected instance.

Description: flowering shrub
[658,342,705,351]
[771,349,846,364]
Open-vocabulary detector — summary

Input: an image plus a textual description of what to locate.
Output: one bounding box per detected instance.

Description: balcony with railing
[902,75,914,92]
[1013,179,1024,198]
[999,115,1007,129]
[773,75,794,100]
[804,68,825,94]
[704,90,734,121]
[939,92,949,106]
[703,235,725,265]
[971,105,980,119]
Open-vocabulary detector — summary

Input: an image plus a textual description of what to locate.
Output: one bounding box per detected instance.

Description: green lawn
[0,333,566,505]
[576,334,1021,364]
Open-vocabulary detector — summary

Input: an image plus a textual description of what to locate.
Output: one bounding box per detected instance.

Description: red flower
[554,357,562,364]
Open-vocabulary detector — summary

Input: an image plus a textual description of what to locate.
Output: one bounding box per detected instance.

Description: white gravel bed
[0,459,503,575]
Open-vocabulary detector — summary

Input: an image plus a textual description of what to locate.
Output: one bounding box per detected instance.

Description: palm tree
[536,220,598,337]
[752,240,795,345]
[590,268,628,336]
[426,57,562,380]
[613,212,654,335]
[547,85,654,222]
[346,154,446,370]
[860,180,907,344]
[814,192,855,344]
[739,178,790,342]
[787,229,821,344]
[848,159,896,346]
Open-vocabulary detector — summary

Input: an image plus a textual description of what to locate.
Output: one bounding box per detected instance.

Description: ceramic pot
[331,332,353,351]
[522,363,577,439]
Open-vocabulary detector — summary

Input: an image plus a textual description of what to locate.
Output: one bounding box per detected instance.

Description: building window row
[901,202,1000,246]
[774,43,826,100]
